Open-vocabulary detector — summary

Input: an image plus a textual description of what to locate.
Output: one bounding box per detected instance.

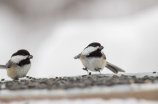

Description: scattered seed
[1,74,158,90]
[26,76,29,78]
[153,71,156,74]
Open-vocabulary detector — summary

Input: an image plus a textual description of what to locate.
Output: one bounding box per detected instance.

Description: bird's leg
[13,77,19,81]
[83,68,88,72]
[95,68,101,74]
[83,68,91,75]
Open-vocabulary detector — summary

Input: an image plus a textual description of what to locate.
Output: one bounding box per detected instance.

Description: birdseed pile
[1,73,158,90]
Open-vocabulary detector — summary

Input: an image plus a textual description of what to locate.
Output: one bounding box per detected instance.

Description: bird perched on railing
[74,42,125,75]
[0,49,33,80]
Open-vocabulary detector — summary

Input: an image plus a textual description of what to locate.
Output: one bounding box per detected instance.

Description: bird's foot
[83,68,88,71]
[95,68,101,74]
[83,68,91,75]
[13,77,19,81]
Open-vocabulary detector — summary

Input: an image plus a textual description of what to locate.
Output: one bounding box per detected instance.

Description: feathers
[86,50,102,58]
[80,56,106,72]
[74,42,125,74]
[6,60,12,68]
[106,62,125,74]
[74,53,81,59]
[0,65,6,69]
[11,55,28,64]
[7,63,31,79]
[82,46,99,56]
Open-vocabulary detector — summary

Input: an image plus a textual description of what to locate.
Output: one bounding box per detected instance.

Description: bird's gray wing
[74,53,81,59]
[6,60,12,68]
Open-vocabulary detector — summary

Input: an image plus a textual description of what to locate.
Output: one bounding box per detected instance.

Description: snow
[1,99,158,104]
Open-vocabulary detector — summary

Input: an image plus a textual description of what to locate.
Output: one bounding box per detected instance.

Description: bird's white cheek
[82,46,98,55]
[11,55,27,63]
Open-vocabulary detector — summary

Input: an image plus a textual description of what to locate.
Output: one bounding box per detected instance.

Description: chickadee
[0,49,33,80]
[74,42,125,74]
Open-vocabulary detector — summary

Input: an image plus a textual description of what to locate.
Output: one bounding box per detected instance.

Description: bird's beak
[98,46,104,50]
[28,55,33,59]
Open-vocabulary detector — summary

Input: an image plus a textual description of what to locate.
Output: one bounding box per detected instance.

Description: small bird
[0,49,33,80]
[74,42,125,75]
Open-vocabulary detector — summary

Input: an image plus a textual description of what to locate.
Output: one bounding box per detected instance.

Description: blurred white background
[0,0,158,80]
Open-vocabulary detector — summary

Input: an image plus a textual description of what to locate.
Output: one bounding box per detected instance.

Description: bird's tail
[74,53,81,59]
[105,62,125,74]
[0,65,6,69]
